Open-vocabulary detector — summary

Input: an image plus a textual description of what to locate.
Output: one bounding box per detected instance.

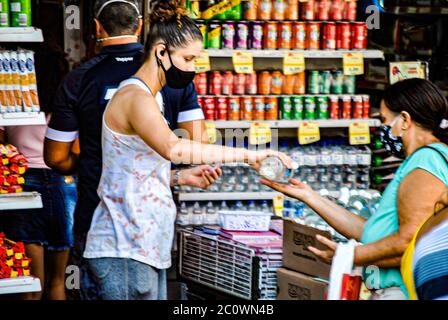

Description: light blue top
[361,143,448,298]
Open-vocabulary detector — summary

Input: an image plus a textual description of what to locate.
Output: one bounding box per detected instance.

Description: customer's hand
[308,235,338,264]
[180,165,222,190]
[260,178,314,202]
[249,149,294,172]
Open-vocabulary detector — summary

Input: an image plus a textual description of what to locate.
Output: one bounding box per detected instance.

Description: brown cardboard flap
[277,268,328,300]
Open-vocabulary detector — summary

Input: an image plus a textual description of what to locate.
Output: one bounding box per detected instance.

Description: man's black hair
[93,0,141,36]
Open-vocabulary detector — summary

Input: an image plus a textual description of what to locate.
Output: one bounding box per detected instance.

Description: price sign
[249,122,271,145]
[343,52,364,75]
[232,51,254,74]
[389,61,424,85]
[205,121,217,144]
[194,51,211,73]
[298,122,320,145]
[273,195,284,217]
[349,122,371,145]
[283,52,305,75]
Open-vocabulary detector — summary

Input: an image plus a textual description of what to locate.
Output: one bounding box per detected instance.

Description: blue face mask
[379,116,405,159]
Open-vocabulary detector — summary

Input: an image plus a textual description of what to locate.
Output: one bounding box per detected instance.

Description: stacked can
[352,96,363,119]
[304,96,316,120]
[207,21,222,49]
[320,71,332,94]
[258,0,272,20]
[351,22,368,49]
[250,22,264,49]
[343,75,356,94]
[292,22,306,49]
[272,0,286,20]
[265,97,278,120]
[341,96,352,119]
[278,22,293,49]
[307,22,320,50]
[264,21,278,49]
[246,72,258,95]
[0,0,9,27]
[322,22,337,50]
[362,95,370,119]
[337,22,352,49]
[301,0,315,21]
[329,95,340,119]
[279,97,292,120]
[222,22,235,49]
[316,96,329,119]
[308,71,320,95]
[241,96,254,120]
[203,96,215,120]
[234,73,246,95]
[194,73,208,95]
[331,71,344,94]
[254,97,265,120]
[228,97,241,120]
[10,0,32,27]
[216,97,228,120]
[258,71,271,95]
[209,71,223,95]
[236,22,249,49]
[292,96,304,120]
[222,71,234,95]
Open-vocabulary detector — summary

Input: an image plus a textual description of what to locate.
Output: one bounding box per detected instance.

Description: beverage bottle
[358,146,372,190]
[358,190,373,219]
[317,141,332,191]
[259,156,299,183]
[219,200,230,211]
[248,200,258,211]
[293,200,305,219]
[302,145,318,189]
[260,200,271,213]
[234,167,247,192]
[372,173,394,185]
[343,146,358,189]
[204,201,217,225]
[177,202,190,226]
[283,200,292,218]
[368,191,382,216]
[234,200,245,211]
[336,187,350,208]
[192,202,204,226]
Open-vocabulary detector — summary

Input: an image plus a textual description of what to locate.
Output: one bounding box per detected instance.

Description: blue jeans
[85,257,167,300]
[0,168,77,250]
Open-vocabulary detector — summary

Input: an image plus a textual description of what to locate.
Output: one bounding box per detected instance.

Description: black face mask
[158,50,195,89]
[379,116,406,159]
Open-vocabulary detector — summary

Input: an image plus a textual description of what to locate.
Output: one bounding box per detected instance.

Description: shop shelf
[0,277,41,295]
[212,119,381,129]
[206,49,385,59]
[385,6,448,15]
[0,192,43,210]
[0,112,46,126]
[0,27,44,43]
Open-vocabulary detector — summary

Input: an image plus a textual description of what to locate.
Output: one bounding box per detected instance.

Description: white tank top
[83,77,176,269]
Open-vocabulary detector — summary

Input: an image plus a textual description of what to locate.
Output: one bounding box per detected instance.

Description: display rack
[0,192,43,210]
[0,277,42,295]
[0,27,44,43]
[385,6,448,15]
[0,112,46,127]
[212,119,381,129]
[206,49,385,59]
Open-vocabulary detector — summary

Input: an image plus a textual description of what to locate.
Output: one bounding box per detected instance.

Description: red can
[203,96,216,120]
[322,22,337,50]
[352,96,363,119]
[265,97,279,120]
[316,0,329,21]
[292,22,306,50]
[351,22,367,49]
[264,22,278,49]
[216,97,228,120]
[301,0,315,21]
[222,71,234,95]
[362,95,370,118]
[197,96,204,110]
[278,22,293,49]
[253,97,265,120]
[194,73,208,95]
[330,0,343,21]
[209,71,223,95]
[246,72,258,95]
[234,73,246,95]
[344,1,357,21]
[337,22,352,49]
[228,96,241,120]
[241,96,254,120]
[329,95,340,119]
[342,96,352,119]
[307,22,321,50]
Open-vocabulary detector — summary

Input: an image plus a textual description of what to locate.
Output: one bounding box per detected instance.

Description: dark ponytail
[144,0,202,60]
[383,78,448,144]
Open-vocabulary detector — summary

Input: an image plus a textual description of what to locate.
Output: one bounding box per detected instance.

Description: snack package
[5,174,25,185]
[18,51,33,112]
[9,163,27,175]
[0,52,7,113]
[10,153,26,165]
[2,51,20,112]
[9,51,23,112]
[0,165,10,175]
[1,185,23,193]
[25,51,40,112]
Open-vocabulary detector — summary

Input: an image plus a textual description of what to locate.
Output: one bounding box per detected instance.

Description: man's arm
[178,120,208,143]
[0,127,5,144]
[354,169,446,266]
[44,139,79,175]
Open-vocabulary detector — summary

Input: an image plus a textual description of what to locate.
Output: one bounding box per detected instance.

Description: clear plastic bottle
[260,200,271,213]
[192,202,204,226]
[204,201,217,225]
[234,200,245,211]
[248,200,258,212]
[259,156,298,183]
[336,187,350,208]
[177,202,190,226]
[219,200,229,211]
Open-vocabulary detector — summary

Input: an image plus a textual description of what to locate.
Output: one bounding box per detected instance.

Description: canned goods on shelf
[308,71,320,95]
[258,0,272,20]
[343,75,356,94]
[337,22,352,50]
[258,71,272,95]
[203,96,216,120]
[292,96,304,120]
[316,96,329,119]
[250,22,264,50]
[246,72,258,95]
[285,0,299,20]
[278,22,293,50]
[293,72,306,95]
[304,96,316,120]
[352,95,363,119]
[342,96,352,119]
[292,22,306,50]
[265,97,279,120]
[222,71,234,96]
[317,0,330,21]
[329,95,340,119]
[301,0,315,21]
[228,96,241,120]
[216,97,229,120]
[282,74,295,95]
[320,71,332,94]
[271,71,283,95]
[208,21,222,49]
[331,71,344,94]
[307,22,320,50]
[272,0,286,21]
[236,22,250,49]
[322,22,337,50]
[253,96,266,120]
[362,95,371,119]
[264,21,278,49]
[280,97,292,120]
[194,73,208,95]
[330,0,343,21]
[244,0,258,21]
[241,96,254,120]
[344,1,357,21]
[209,71,223,95]
[234,73,246,95]
[351,22,367,50]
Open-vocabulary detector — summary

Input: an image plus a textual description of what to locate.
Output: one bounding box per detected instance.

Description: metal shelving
[0,192,43,211]
[0,112,46,127]
[0,277,41,295]
[385,6,448,15]
[206,49,385,59]
[212,119,381,129]
[0,27,44,43]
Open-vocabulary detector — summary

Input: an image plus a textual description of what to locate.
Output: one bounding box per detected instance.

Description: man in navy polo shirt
[44,0,211,299]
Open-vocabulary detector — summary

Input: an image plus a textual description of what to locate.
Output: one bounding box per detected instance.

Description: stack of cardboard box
[277,219,332,300]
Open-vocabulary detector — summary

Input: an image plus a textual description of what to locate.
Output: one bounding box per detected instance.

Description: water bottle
[177,202,190,226]
[248,200,257,211]
[192,202,204,226]
[260,200,271,213]
[336,187,350,208]
[293,200,305,219]
[259,156,299,183]
[234,200,244,211]
[204,201,217,225]
[219,200,229,211]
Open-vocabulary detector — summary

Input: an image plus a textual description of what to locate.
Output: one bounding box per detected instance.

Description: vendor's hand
[179,165,222,190]
[307,235,338,264]
[260,178,314,202]
[249,149,294,172]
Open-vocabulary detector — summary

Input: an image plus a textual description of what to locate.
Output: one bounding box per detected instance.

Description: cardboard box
[277,268,328,300]
[283,219,332,279]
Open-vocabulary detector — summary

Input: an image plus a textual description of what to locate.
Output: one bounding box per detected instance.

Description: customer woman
[82,0,292,300]
[262,78,448,300]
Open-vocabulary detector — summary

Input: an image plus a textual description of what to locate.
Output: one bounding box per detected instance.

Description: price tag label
[343,52,364,75]
[194,51,211,73]
[389,61,423,84]
[349,122,371,145]
[298,122,320,145]
[419,7,431,14]
[273,195,284,217]
[249,122,271,145]
[407,7,417,13]
[205,121,217,144]
[283,52,305,75]
[232,51,254,74]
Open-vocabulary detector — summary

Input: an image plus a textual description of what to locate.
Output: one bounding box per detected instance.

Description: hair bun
[149,0,188,27]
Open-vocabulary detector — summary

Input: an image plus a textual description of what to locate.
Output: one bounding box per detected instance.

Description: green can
[207,21,222,49]
[226,3,243,20]
[280,97,292,120]
[0,0,9,27]
[292,96,304,120]
[316,96,329,119]
[343,75,356,94]
[308,71,320,94]
[10,0,31,27]
[331,70,344,94]
[304,96,316,120]
[196,21,208,48]
[320,71,332,94]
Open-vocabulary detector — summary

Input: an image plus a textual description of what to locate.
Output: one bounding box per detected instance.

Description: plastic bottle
[234,200,245,211]
[219,200,230,211]
[192,202,204,226]
[259,156,299,183]
[248,200,258,212]
[260,200,271,213]
[204,201,217,225]
[177,202,190,226]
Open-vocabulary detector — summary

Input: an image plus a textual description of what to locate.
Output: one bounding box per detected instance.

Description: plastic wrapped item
[219,210,272,231]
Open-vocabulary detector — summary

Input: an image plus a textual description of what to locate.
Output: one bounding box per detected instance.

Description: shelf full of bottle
[178,137,373,196]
